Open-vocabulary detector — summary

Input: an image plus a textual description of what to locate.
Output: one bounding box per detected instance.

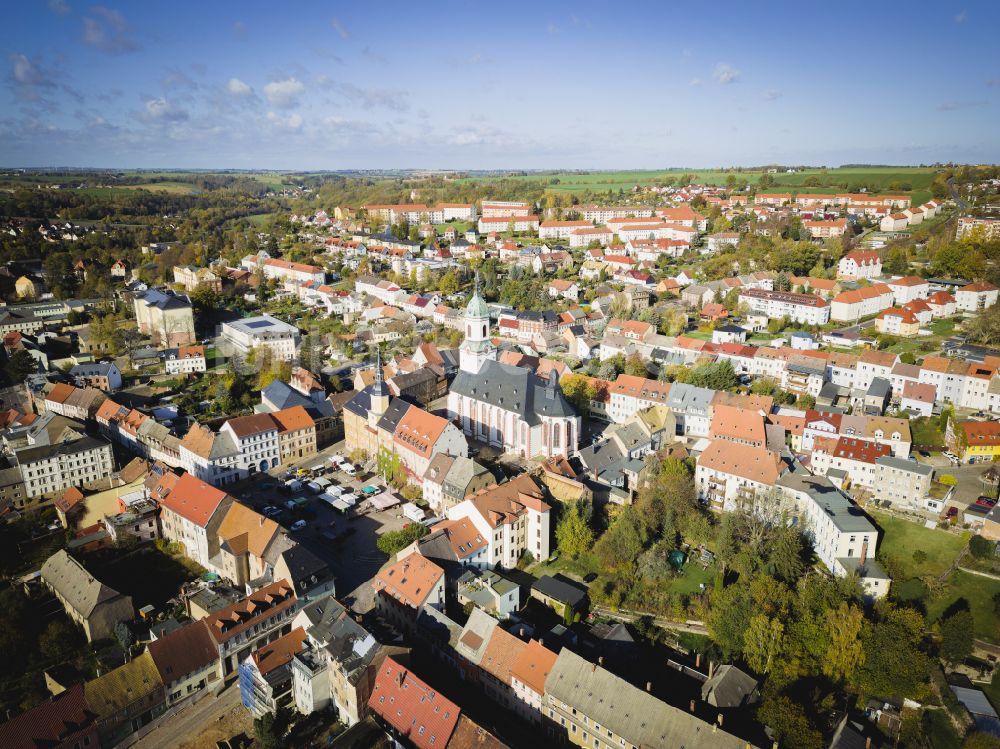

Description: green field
[871,510,967,578]
[462,166,938,205]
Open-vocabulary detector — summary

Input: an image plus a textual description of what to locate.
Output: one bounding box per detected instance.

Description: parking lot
[230,444,412,614]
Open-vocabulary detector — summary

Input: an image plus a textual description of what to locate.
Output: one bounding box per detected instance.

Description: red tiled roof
[158,472,231,528]
[368,657,460,749]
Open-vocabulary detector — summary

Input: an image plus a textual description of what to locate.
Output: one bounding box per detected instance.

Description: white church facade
[447,274,581,459]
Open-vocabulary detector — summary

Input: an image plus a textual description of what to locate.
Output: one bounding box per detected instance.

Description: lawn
[910,416,946,448]
[666,561,715,597]
[529,551,599,581]
[930,318,958,337]
[870,510,967,579]
[926,570,1000,642]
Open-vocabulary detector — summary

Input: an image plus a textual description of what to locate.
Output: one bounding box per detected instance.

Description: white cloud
[49,0,71,15]
[330,17,349,39]
[764,88,782,101]
[263,77,304,108]
[318,78,409,111]
[713,63,740,84]
[689,78,704,86]
[11,53,45,86]
[82,6,138,53]
[267,111,303,130]
[141,97,188,122]
[955,10,966,23]
[227,78,253,97]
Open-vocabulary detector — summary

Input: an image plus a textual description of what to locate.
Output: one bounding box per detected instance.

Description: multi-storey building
[221,314,300,361]
[163,345,207,374]
[836,250,882,281]
[158,472,235,568]
[445,473,552,567]
[15,435,114,499]
[133,288,196,347]
[204,580,298,676]
[739,288,830,325]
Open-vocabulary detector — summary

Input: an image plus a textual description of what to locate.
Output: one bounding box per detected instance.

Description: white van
[306,481,323,494]
[341,463,357,477]
[340,492,358,506]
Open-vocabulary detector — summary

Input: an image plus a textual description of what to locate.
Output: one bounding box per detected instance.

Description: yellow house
[950,420,1000,464]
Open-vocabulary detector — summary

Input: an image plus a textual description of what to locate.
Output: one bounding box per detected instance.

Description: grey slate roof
[876,455,933,476]
[455,606,497,666]
[778,471,876,533]
[450,359,576,424]
[546,649,756,749]
[701,664,759,708]
[41,549,130,618]
[300,597,380,686]
[15,435,110,466]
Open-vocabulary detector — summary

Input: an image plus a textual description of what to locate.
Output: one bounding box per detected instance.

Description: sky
[2,1,999,170]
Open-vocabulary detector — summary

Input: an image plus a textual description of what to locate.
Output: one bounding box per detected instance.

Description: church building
[447,274,581,459]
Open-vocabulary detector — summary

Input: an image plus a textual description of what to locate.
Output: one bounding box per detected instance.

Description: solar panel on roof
[244,320,273,329]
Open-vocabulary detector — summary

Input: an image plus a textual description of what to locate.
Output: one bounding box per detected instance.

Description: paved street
[230,439,411,614]
[131,682,241,749]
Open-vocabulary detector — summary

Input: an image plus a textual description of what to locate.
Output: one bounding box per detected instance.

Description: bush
[970,535,994,559]
[912,549,928,564]
[376,524,428,556]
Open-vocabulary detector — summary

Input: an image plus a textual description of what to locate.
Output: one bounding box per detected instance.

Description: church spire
[372,347,386,395]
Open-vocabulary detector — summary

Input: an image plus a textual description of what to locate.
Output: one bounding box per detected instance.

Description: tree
[438,270,460,296]
[561,373,597,413]
[624,352,648,378]
[939,609,974,665]
[39,620,77,662]
[758,692,823,749]
[744,614,784,675]
[376,523,429,556]
[4,348,38,384]
[823,602,865,682]
[852,605,931,699]
[115,620,136,653]
[556,500,594,558]
[253,710,284,749]
[593,507,647,569]
[969,535,994,559]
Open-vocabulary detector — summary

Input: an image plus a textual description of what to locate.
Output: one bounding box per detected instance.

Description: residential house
[445,473,551,568]
[203,579,299,676]
[158,472,235,568]
[41,549,134,642]
[373,554,446,634]
[837,250,882,281]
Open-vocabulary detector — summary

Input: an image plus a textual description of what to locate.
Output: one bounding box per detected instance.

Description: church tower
[368,347,390,429]
[459,271,496,375]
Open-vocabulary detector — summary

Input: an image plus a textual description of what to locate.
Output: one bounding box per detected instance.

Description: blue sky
[2,1,999,169]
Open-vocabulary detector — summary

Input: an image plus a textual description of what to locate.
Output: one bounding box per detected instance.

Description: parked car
[341,464,357,477]
[285,500,298,511]
[290,519,307,532]
[262,506,281,518]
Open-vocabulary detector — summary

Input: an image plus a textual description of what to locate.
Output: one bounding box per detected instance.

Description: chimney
[717,714,724,728]
[519,628,525,637]
[592,663,597,673]
[689,700,695,713]
[708,661,715,679]
[773,742,779,749]
[598,656,604,666]
[860,538,869,566]
[865,740,871,749]
[645,681,652,693]
[695,653,701,669]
